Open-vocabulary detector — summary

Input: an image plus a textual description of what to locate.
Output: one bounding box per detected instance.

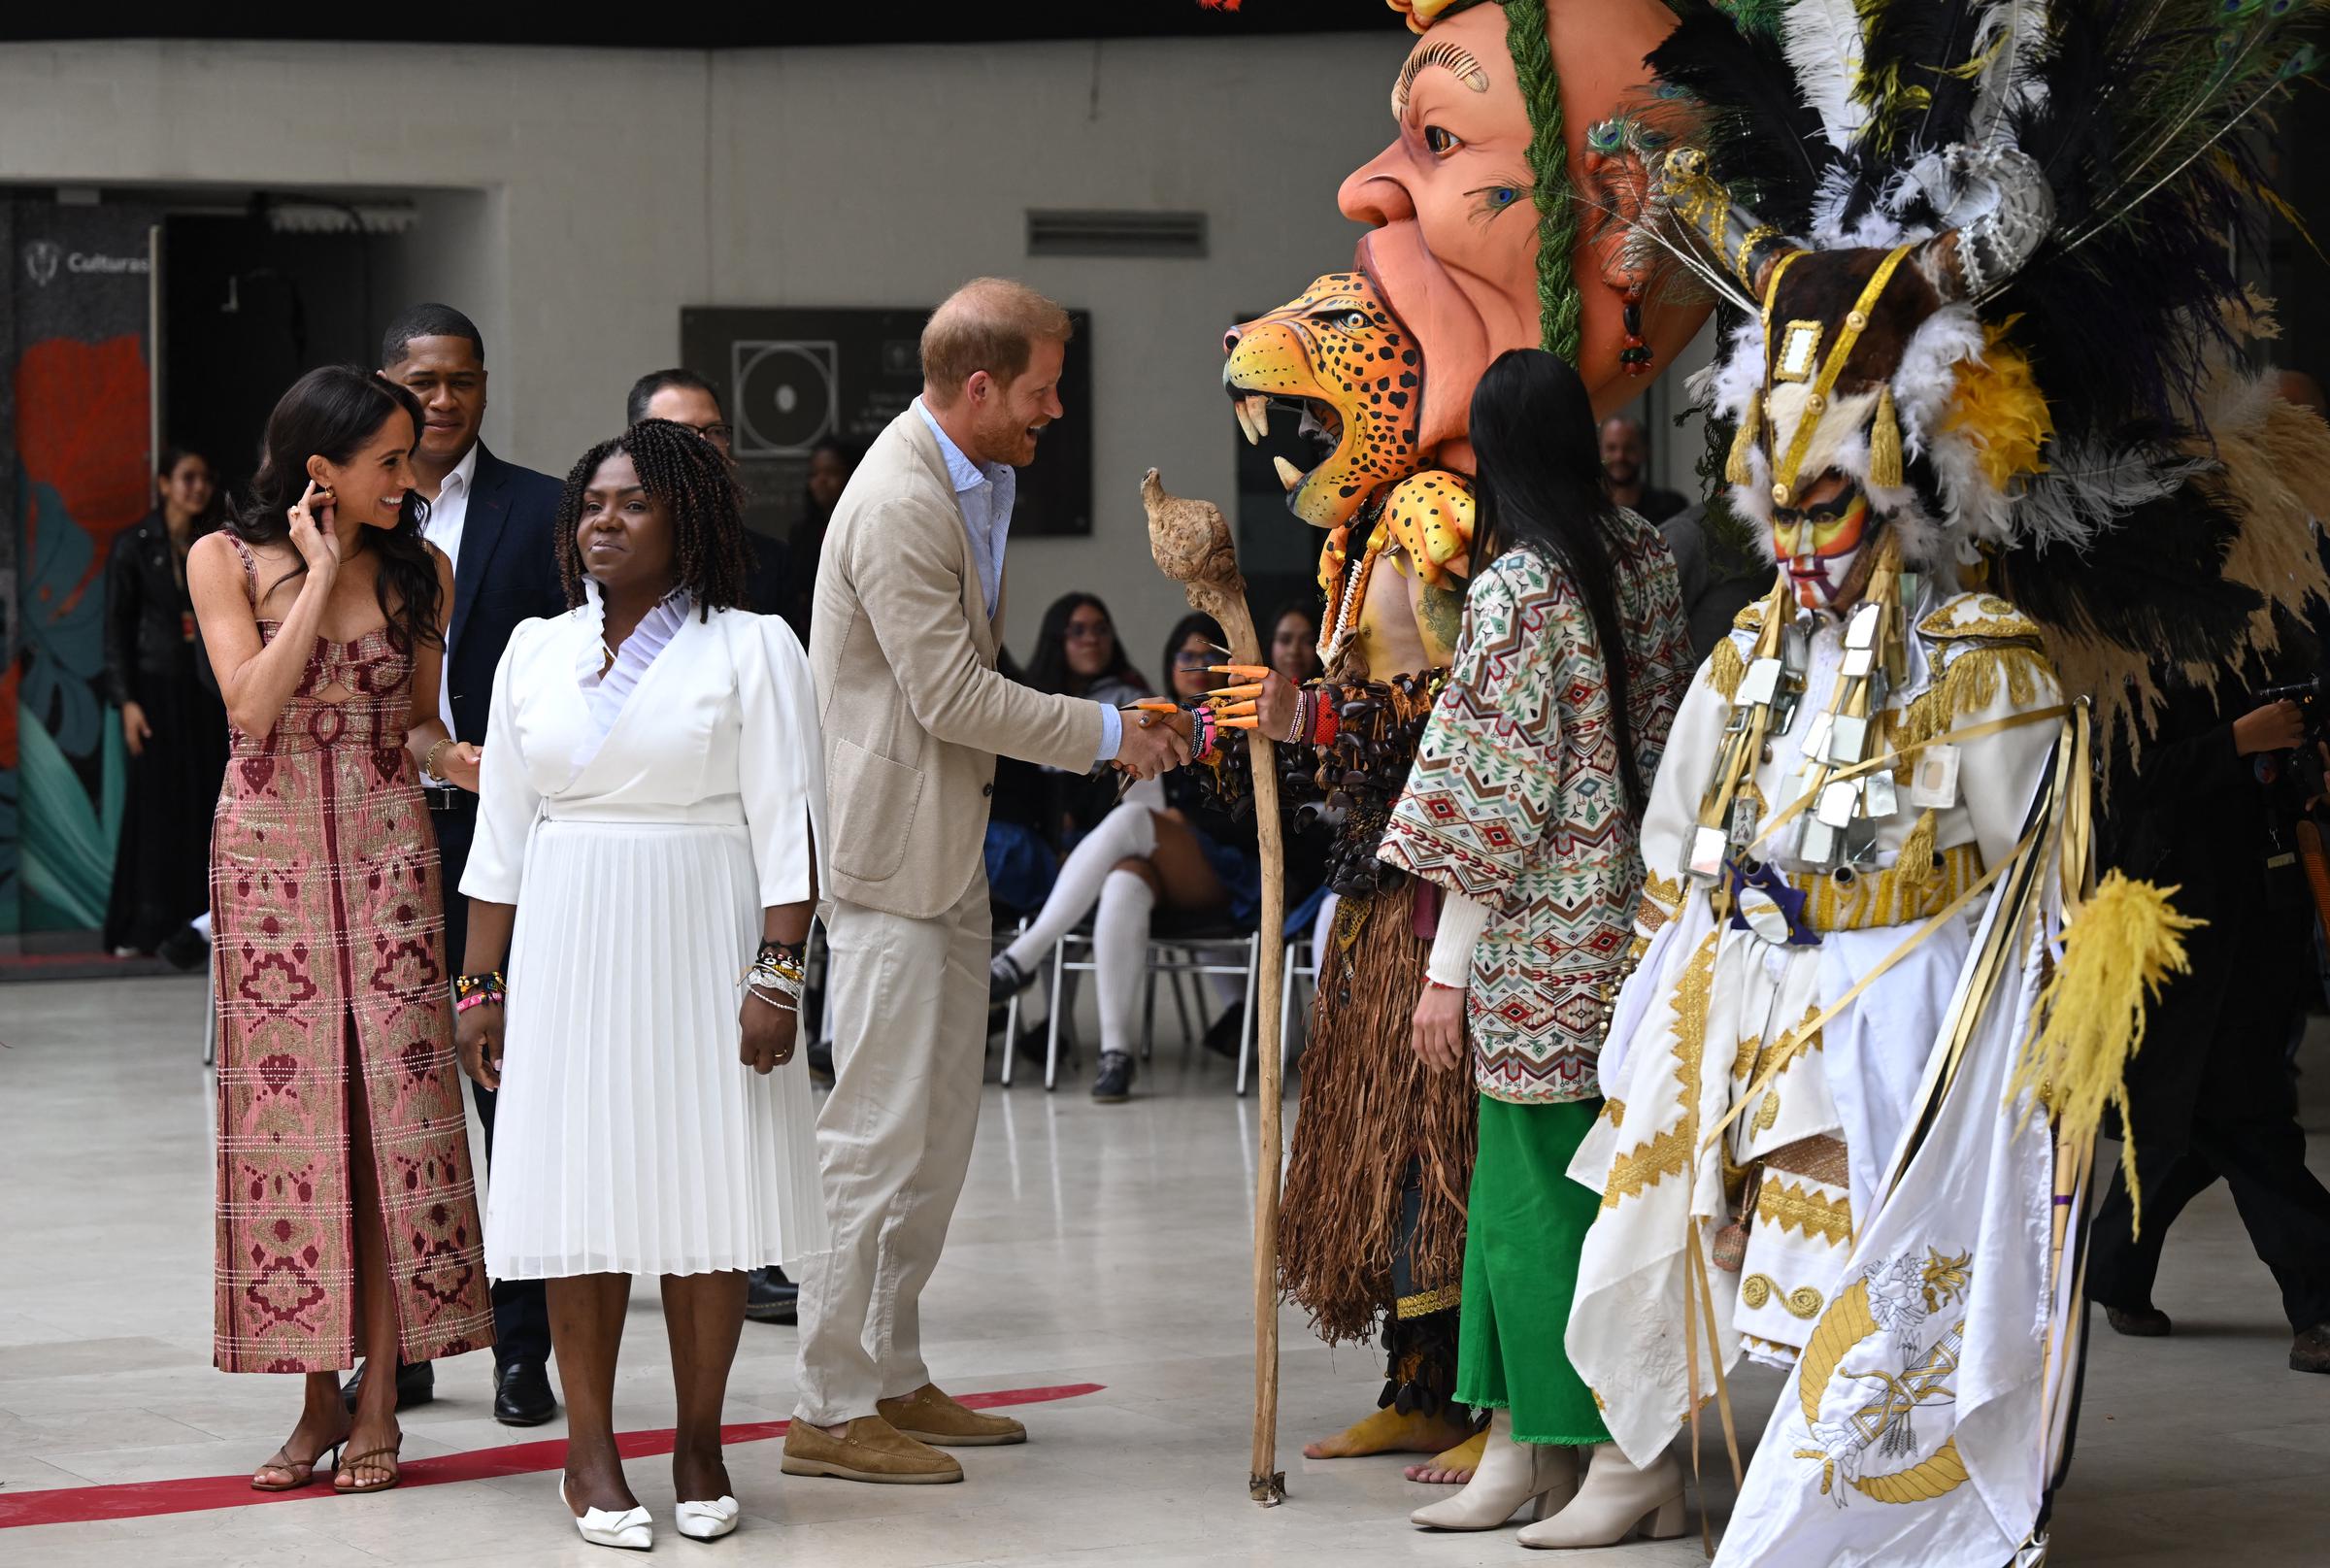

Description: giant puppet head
[1225,0,1710,531]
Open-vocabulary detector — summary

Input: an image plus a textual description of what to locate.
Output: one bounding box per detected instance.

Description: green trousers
[1454,1094,1613,1445]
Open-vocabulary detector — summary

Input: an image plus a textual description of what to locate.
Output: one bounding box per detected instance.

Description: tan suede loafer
[876,1383,1028,1448]
[780,1415,963,1484]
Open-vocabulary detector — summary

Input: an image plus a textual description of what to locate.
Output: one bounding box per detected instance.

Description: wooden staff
[1141,470,1289,1505]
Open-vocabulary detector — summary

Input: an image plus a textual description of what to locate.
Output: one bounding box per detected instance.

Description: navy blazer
[445,442,566,751]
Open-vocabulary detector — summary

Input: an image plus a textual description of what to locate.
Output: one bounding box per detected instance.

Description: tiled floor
[3,975,2326,1565]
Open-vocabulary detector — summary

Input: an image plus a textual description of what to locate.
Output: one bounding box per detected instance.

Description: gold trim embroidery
[1602,1098,1626,1129]
[1396,1284,1462,1319]
[1753,1090,1781,1133]
[1741,1274,1827,1318]
[1733,597,1772,634]
[1917,594,2043,644]
[1755,1179,1854,1248]
[1601,931,1718,1210]
[1787,842,1983,933]
[1893,645,2057,755]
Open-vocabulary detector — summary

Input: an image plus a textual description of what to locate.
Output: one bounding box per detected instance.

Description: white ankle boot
[1410,1412,1580,1530]
[1516,1442,1684,1550]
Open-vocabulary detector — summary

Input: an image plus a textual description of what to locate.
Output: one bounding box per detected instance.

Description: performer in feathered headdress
[1535,1,2330,1559]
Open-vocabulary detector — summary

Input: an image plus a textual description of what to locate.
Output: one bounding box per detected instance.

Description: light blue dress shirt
[914,397,1121,764]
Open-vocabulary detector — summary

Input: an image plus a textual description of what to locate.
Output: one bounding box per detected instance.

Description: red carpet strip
[0,1382,1104,1529]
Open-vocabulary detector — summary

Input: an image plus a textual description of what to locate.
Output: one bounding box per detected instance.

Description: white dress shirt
[911,398,1120,764]
[418,443,479,783]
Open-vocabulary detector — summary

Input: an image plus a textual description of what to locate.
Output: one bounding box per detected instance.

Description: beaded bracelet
[1285,688,1313,748]
[454,970,505,1014]
[1190,704,1219,763]
[1312,697,1340,748]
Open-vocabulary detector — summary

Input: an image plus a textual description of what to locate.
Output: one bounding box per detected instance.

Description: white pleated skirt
[484,817,830,1280]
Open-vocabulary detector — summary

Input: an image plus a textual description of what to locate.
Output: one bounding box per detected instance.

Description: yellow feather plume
[2011,873,2204,1236]
[1945,319,2054,490]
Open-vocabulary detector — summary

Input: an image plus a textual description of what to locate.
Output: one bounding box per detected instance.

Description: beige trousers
[793,878,991,1424]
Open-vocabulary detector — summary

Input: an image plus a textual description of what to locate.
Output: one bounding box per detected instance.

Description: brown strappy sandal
[334,1438,403,1495]
[250,1435,346,1492]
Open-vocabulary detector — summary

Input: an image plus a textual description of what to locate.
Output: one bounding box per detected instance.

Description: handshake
[1110,663,1289,781]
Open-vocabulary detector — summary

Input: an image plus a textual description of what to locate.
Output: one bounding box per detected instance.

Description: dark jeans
[2087,920,2330,1333]
[437,797,552,1372]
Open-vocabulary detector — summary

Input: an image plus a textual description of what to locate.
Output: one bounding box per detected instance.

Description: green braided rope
[1502,0,1583,362]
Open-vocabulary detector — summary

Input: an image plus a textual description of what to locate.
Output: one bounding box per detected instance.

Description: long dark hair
[1162,611,1225,691]
[556,418,750,617]
[230,366,441,650]
[1466,349,1648,813]
[1024,590,1147,696]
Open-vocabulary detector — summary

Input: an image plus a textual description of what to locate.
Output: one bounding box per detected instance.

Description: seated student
[988,613,1266,1102]
[1267,599,1324,687]
[1021,591,1154,845]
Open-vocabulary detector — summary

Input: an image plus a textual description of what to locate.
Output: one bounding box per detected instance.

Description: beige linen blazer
[809,407,1103,919]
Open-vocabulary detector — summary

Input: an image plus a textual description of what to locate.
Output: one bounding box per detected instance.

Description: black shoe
[341,1358,435,1415]
[493,1360,558,1426]
[746,1264,799,1324]
[2292,1324,2330,1373]
[1201,1003,1246,1061]
[2104,1304,2173,1338]
[990,952,1036,1005]
[1091,1051,1135,1103]
[157,923,210,973]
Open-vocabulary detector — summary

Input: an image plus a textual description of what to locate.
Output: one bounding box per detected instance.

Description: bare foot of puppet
[1403,1426,1488,1485]
[1302,1406,1475,1461]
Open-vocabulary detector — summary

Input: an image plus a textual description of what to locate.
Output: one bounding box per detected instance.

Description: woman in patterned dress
[1376,349,1692,1542]
[190,366,493,1496]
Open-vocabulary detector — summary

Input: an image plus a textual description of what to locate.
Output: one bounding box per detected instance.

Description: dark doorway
[161,211,390,505]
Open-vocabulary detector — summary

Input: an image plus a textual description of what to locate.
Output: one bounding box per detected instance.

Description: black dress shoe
[2104,1304,2173,1338]
[1201,1003,1246,1061]
[494,1360,558,1426]
[341,1358,435,1415]
[746,1264,800,1324]
[2291,1324,2330,1373]
[157,923,210,973]
[1092,1051,1135,1103]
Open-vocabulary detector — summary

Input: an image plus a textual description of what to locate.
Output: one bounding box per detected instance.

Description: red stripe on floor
[0,1382,1104,1530]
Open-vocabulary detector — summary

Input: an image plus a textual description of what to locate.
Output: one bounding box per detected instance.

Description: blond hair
[920,278,1073,403]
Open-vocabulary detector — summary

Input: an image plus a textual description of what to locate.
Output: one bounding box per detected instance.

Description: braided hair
[1502,0,1583,362]
[554,418,750,617]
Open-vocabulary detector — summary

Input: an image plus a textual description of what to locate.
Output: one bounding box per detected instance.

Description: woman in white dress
[454,419,828,1551]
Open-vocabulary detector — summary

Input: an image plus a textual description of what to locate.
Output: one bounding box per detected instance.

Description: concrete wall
[0,34,1422,671]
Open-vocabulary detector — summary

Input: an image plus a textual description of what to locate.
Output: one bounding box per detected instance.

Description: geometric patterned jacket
[1378,517,1692,1104]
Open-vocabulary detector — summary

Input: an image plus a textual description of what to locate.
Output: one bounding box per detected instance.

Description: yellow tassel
[1870,385,1904,489]
[1708,637,1748,702]
[1895,809,1939,891]
[2010,872,2205,1238]
[1727,397,1762,487]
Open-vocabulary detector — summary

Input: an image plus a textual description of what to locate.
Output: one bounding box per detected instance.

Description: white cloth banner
[1714,903,2055,1567]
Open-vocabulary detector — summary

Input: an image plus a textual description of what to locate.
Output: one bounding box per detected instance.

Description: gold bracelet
[423,737,452,778]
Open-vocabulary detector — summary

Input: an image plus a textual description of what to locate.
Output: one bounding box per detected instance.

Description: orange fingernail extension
[1209,684,1264,700]
[1220,716,1261,730]
[1208,664,1272,679]
[1129,700,1182,714]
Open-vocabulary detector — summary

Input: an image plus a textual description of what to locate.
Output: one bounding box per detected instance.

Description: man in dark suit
[341,303,567,1425]
[626,367,801,1327]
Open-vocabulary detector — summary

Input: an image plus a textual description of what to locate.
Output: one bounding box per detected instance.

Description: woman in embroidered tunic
[193,368,492,1496]
[454,420,828,1549]
[1379,350,1692,1539]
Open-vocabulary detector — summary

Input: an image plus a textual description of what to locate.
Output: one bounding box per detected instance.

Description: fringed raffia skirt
[1278,877,1478,1346]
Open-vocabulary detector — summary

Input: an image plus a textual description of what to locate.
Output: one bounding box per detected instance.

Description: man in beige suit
[782,279,1186,1485]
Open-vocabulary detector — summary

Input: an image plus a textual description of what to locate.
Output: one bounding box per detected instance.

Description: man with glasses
[624,368,788,616]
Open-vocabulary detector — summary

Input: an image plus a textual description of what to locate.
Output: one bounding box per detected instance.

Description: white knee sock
[1094,868,1157,1056]
[1003,802,1157,972]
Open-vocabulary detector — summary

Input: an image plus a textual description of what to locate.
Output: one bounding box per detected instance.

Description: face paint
[1771,480,1870,610]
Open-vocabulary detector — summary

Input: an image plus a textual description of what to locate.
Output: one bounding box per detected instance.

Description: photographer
[2087,668,2330,1375]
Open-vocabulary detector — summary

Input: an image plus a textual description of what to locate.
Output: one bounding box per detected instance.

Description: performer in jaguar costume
[1184,0,1708,1484]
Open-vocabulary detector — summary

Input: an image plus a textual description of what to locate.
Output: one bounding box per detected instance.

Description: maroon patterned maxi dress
[210,536,492,1372]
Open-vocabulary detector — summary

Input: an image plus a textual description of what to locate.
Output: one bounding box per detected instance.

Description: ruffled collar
[571,580,692,778]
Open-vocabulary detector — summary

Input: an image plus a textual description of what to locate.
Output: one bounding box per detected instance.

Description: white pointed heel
[1409,1412,1580,1531]
[560,1475,652,1551]
[1517,1442,1685,1550]
[676,1493,742,1541]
